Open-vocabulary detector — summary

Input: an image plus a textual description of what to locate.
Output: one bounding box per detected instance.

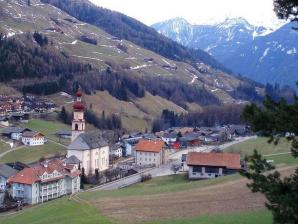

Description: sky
[90,0,284,28]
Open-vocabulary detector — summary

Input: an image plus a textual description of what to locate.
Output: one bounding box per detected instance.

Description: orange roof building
[134,139,168,167]
[135,139,165,153]
[186,152,242,180]
[8,159,80,204]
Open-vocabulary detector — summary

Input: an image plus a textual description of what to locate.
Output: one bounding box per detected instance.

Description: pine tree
[240,95,298,223]
[59,106,68,124]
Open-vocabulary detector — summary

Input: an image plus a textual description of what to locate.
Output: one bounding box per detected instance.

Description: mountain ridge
[152,17,297,90]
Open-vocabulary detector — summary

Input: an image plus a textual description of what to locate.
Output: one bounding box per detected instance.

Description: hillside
[0,0,269,131]
[40,0,229,73]
[152,18,298,90]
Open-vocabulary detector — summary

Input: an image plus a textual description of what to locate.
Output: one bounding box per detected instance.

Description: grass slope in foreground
[146,209,272,224]
[0,197,114,224]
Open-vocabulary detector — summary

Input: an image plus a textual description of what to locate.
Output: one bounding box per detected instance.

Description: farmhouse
[67,91,109,175]
[21,131,45,146]
[135,139,169,167]
[8,159,80,205]
[186,152,242,179]
[2,127,31,141]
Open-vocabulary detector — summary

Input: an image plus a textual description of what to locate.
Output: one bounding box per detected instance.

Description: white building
[21,131,45,146]
[110,143,123,158]
[67,90,110,176]
[135,139,169,167]
[8,159,80,204]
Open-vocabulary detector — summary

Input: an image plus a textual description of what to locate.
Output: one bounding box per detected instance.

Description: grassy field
[147,209,272,224]
[80,173,240,201]
[0,140,11,154]
[225,137,298,166]
[20,119,71,145]
[226,137,292,156]
[0,173,272,224]
[0,142,66,164]
[0,197,114,224]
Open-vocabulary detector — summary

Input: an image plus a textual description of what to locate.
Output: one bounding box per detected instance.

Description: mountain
[0,0,278,130]
[152,18,298,90]
[40,0,230,74]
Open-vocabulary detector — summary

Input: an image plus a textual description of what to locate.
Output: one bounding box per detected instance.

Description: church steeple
[71,89,85,142]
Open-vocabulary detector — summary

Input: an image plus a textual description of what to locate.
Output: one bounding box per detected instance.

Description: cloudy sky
[90,0,284,28]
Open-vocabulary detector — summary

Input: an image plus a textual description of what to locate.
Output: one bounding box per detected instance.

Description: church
[67,90,110,175]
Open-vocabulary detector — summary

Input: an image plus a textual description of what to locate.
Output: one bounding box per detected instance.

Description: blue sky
[90,0,284,28]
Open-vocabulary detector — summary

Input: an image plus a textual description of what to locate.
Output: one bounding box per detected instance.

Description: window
[193,166,202,173]
[205,167,219,174]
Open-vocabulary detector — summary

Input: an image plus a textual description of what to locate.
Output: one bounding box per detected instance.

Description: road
[0,145,26,159]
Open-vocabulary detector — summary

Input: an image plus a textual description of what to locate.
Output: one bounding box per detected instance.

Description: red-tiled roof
[187,152,241,169]
[135,139,165,153]
[9,159,80,185]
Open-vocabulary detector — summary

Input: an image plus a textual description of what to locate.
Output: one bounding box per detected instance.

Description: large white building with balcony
[8,159,80,204]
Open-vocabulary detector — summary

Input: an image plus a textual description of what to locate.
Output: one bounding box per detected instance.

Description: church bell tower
[71,90,85,142]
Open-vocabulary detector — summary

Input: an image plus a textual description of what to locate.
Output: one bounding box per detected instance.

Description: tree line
[59,106,122,130]
[152,105,245,132]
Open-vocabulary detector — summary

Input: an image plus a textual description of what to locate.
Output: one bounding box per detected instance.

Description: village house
[134,139,169,167]
[67,91,109,176]
[2,127,32,141]
[0,164,18,191]
[161,131,178,145]
[186,152,242,180]
[110,143,123,158]
[8,159,80,205]
[21,131,45,146]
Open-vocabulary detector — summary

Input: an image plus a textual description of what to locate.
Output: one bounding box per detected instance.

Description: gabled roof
[187,152,241,170]
[68,131,108,151]
[0,164,18,179]
[65,155,81,165]
[22,131,44,138]
[9,159,80,185]
[135,139,165,153]
[180,132,200,142]
[2,127,31,135]
[163,132,178,139]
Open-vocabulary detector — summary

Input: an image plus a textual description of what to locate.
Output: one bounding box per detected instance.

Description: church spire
[71,89,85,142]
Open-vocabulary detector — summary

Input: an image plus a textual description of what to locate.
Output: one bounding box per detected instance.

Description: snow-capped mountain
[152,18,298,90]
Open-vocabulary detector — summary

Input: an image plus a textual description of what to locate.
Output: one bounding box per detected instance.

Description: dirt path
[90,166,295,224]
